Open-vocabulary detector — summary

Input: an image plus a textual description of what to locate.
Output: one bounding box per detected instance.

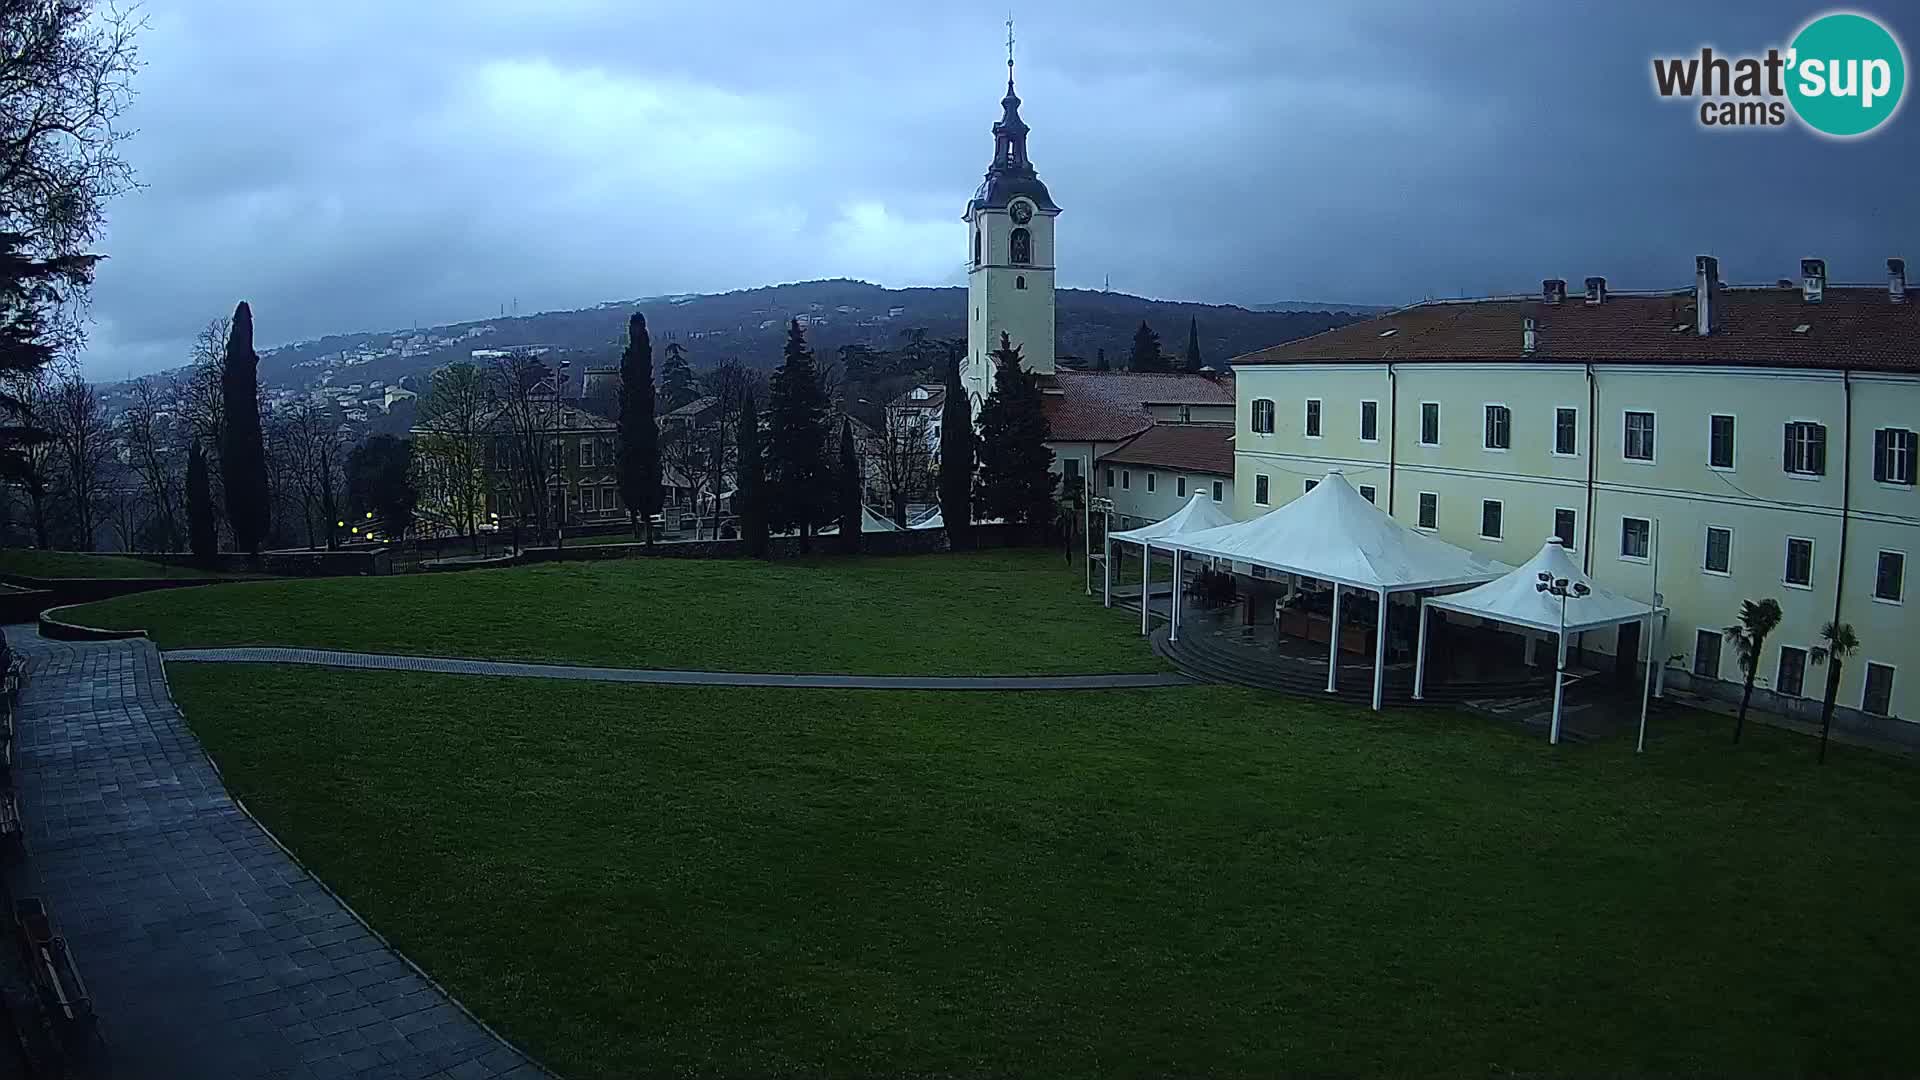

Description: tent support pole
[1372,588,1388,712]
[1550,631,1568,745]
[1326,583,1342,693]
[1139,542,1150,636]
[1653,612,1668,698]
[1413,599,1430,700]
[1102,532,1112,608]
[1636,613,1655,754]
[1170,549,1182,642]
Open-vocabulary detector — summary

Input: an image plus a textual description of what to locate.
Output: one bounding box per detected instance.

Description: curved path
[163,646,1193,690]
[2,629,547,1079]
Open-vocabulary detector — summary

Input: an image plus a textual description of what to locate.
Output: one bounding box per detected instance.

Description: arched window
[1015,275,1026,290]
[1010,227,1031,265]
[973,229,982,267]
[1251,398,1276,434]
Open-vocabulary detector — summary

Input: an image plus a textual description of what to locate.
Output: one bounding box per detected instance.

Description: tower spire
[1006,13,1016,91]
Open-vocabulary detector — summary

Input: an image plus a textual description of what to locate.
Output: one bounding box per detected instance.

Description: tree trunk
[1818,661,1842,764]
[1735,675,1755,743]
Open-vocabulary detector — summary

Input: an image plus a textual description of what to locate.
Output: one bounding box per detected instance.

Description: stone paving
[2,628,547,1080]
[162,645,1193,690]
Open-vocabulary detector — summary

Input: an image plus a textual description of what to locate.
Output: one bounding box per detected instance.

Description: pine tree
[220,302,271,553]
[1184,316,1204,372]
[766,319,832,549]
[618,314,662,541]
[1093,346,1109,372]
[836,418,861,554]
[974,333,1056,529]
[1129,321,1167,372]
[660,338,697,413]
[736,390,768,557]
[186,441,217,556]
[938,346,973,548]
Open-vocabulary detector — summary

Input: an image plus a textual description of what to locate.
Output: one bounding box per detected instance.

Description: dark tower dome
[965,44,1058,217]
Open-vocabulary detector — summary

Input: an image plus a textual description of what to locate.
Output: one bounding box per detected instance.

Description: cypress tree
[618,313,662,541]
[1128,320,1167,373]
[1184,316,1204,372]
[186,441,217,557]
[836,418,861,554]
[974,333,1056,529]
[660,339,697,413]
[736,390,767,557]
[220,302,271,553]
[937,346,973,548]
[766,320,831,549]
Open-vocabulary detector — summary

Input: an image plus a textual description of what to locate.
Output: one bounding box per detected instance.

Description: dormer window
[1010,227,1031,265]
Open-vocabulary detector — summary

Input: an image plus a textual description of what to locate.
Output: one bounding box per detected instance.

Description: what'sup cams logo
[1652,11,1905,137]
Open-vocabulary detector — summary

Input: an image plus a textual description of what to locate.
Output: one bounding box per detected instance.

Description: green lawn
[0,548,243,580]
[168,663,1920,1078]
[69,550,1160,675]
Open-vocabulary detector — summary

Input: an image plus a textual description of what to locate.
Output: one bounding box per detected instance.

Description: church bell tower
[962,21,1059,414]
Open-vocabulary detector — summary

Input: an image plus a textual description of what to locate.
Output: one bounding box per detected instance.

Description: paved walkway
[2,628,546,1080]
[162,646,1193,690]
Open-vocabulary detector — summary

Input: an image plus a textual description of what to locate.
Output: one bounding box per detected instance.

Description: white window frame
[1552,507,1578,550]
[1876,427,1917,486]
[1693,628,1723,680]
[1861,662,1896,717]
[1358,484,1377,504]
[1620,516,1651,563]
[1358,400,1379,443]
[1622,410,1656,464]
[1703,525,1733,577]
[1784,536,1815,589]
[1783,419,1827,479]
[1416,491,1438,531]
[1254,474,1270,506]
[1552,406,1578,457]
[1776,644,1809,698]
[1419,401,1441,446]
[1708,413,1736,471]
[579,437,595,468]
[1873,548,1905,604]
[1250,398,1276,436]
[1480,498,1504,541]
[1304,398,1323,439]
[1483,403,1512,452]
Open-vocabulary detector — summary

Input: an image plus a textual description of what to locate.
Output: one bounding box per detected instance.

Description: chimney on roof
[1584,276,1607,305]
[1801,258,1826,303]
[1695,255,1720,336]
[1542,278,1567,305]
[1891,258,1908,303]
[1522,316,1537,356]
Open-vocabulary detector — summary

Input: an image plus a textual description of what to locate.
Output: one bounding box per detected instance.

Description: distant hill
[1255,299,1394,315]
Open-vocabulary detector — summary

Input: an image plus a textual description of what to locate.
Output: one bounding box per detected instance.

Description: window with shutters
[1875,427,1917,485]
[1709,414,1736,469]
[1211,479,1224,501]
[1250,399,1275,434]
[1694,629,1722,679]
[1483,404,1511,450]
[1304,399,1322,437]
[1121,470,1130,490]
[579,437,595,467]
[1777,646,1808,697]
[1553,407,1577,456]
[1784,537,1814,587]
[1783,421,1826,476]
[1417,492,1438,530]
[1704,526,1732,574]
[1146,472,1156,493]
[1255,474,1270,505]
[1620,516,1651,561]
[1480,499,1503,540]
[1420,402,1440,445]
[1862,663,1895,717]
[1176,476,1186,497]
[1359,400,1379,442]
[1554,508,1577,549]
[1623,411,1655,461]
[1875,550,1905,603]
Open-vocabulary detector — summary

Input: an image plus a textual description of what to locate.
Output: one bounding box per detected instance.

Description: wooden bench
[13,899,93,1033]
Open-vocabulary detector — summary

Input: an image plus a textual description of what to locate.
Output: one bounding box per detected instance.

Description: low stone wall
[0,586,54,625]
[141,548,391,577]
[37,603,148,641]
[509,523,1040,566]
[0,574,223,607]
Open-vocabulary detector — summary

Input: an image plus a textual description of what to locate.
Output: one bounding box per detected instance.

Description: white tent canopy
[1166,471,1509,592]
[909,509,943,530]
[1102,493,1238,635]
[819,505,905,534]
[1415,538,1668,745]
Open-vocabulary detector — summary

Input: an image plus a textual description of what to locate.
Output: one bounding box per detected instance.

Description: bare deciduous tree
[45,367,108,547]
[117,374,182,549]
[488,352,554,541]
[412,361,492,546]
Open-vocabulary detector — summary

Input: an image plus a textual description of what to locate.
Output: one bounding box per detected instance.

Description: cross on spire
[1006,14,1015,84]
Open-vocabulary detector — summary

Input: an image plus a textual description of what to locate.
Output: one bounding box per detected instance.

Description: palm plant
[1809,620,1860,765]
[1724,598,1783,744]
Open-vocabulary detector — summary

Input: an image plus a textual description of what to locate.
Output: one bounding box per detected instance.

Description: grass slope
[172,664,1920,1078]
[73,551,1159,675]
[0,548,241,580]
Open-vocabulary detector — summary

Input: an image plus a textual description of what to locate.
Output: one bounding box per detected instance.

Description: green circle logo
[1787,12,1906,137]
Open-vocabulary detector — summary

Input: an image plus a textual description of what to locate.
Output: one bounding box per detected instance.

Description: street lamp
[1535,571,1590,746]
[1090,495,1116,608]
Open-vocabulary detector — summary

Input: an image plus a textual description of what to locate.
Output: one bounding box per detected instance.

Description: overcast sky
[81,0,1917,379]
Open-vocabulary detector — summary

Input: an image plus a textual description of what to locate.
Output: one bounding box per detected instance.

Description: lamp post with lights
[1535,570,1590,746]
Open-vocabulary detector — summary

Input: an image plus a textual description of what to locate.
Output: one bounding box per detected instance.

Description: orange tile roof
[1098,424,1235,475]
[1042,370,1235,443]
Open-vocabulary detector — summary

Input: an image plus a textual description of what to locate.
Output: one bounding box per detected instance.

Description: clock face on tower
[1009,200,1033,224]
